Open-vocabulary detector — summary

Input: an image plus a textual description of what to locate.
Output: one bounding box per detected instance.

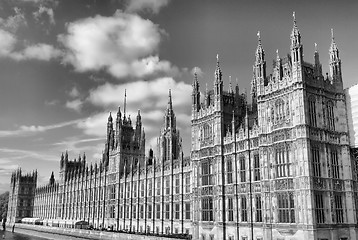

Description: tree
[0,192,9,222]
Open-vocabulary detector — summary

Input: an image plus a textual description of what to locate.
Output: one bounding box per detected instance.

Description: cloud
[0,119,83,137]
[0,28,62,61]
[65,99,83,112]
[17,43,62,60]
[68,86,80,98]
[59,10,177,80]
[126,0,170,14]
[88,77,191,109]
[0,148,58,162]
[33,5,56,25]
[0,7,27,33]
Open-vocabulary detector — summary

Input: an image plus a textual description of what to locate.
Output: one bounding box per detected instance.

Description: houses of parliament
[6,15,358,240]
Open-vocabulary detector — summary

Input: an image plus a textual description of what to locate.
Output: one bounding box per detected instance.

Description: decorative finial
[124,89,127,116]
[257,31,261,42]
[331,28,334,40]
[293,11,296,24]
[276,49,279,58]
[314,43,318,52]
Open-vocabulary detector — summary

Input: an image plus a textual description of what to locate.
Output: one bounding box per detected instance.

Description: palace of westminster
[6,15,358,240]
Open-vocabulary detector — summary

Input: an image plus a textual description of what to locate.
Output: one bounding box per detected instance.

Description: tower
[6,168,37,224]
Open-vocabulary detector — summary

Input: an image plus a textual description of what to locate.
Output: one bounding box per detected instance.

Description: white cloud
[68,86,80,98]
[126,0,170,14]
[0,148,58,162]
[0,7,27,33]
[0,119,83,137]
[88,77,191,109]
[0,29,17,56]
[17,43,62,60]
[33,5,55,25]
[59,10,177,80]
[65,99,83,112]
[0,28,62,61]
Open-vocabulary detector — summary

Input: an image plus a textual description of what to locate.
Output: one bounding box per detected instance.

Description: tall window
[275,146,291,178]
[165,176,170,195]
[327,101,335,130]
[202,123,212,139]
[275,99,285,122]
[240,156,246,182]
[277,192,295,223]
[254,154,260,181]
[156,204,160,219]
[148,204,152,219]
[241,196,247,222]
[156,178,161,195]
[140,181,145,197]
[312,145,321,177]
[133,182,137,198]
[165,203,170,219]
[185,173,191,193]
[202,197,213,221]
[331,148,340,179]
[175,203,180,220]
[315,193,325,223]
[228,197,234,221]
[175,174,180,194]
[185,203,191,220]
[140,205,144,219]
[202,161,212,186]
[308,97,317,127]
[335,194,344,223]
[148,179,152,197]
[227,159,233,184]
[110,185,116,199]
[126,184,130,198]
[256,195,262,222]
[133,205,137,219]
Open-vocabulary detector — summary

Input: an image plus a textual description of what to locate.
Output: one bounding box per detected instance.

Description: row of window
[308,98,335,130]
[311,144,341,178]
[315,193,344,223]
[201,193,292,223]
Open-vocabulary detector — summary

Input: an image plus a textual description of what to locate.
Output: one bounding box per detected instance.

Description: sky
[0,0,357,193]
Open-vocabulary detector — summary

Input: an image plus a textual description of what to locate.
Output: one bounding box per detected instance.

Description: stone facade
[6,169,37,224]
[190,16,358,240]
[6,14,358,240]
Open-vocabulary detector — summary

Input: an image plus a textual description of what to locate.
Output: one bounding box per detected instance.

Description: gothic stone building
[190,16,357,240]
[7,15,358,240]
[7,91,192,236]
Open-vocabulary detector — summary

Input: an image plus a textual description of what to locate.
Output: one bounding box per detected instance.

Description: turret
[164,89,176,130]
[314,43,322,77]
[290,12,303,64]
[252,31,266,100]
[135,109,142,142]
[49,171,55,185]
[329,29,342,88]
[192,68,200,112]
[214,54,223,97]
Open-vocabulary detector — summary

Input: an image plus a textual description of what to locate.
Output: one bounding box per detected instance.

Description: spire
[329,28,342,84]
[291,11,301,46]
[329,28,339,57]
[124,89,127,117]
[228,76,233,94]
[117,106,121,119]
[108,112,113,122]
[136,109,141,124]
[276,49,280,60]
[314,42,318,52]
[167,89,173,111]
[192,67,200,112]
[214,54,222,82]
[290,11,303,63]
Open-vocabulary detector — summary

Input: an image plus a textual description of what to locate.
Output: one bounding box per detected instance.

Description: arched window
[327,101,335,130]
[308,97,317,127]
[202,123,212,139]
[275,99,285,122]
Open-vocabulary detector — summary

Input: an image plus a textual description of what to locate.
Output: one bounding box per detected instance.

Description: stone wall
[11,223,185,240]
